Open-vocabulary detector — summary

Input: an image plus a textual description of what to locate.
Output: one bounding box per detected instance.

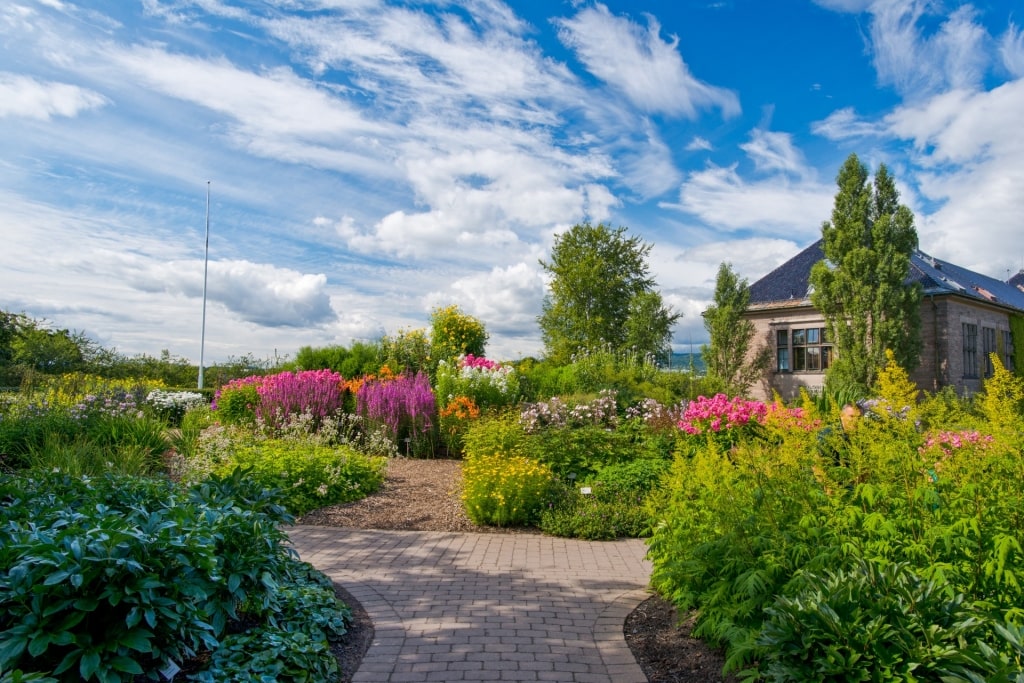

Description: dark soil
[302,457,737,682]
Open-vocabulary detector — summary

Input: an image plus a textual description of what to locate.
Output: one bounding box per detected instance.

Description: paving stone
[288,526,651,683]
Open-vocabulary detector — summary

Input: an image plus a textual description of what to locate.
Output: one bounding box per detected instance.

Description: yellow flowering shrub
[32,372,166,410]
[461,453,555,527]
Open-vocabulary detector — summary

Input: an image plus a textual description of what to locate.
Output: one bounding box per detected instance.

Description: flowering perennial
[919,429,995,474]
[254,369,345,431]
[435,354,518,411]
[356,371,436,443]
[677,393,767,435]
[520,389,619,433]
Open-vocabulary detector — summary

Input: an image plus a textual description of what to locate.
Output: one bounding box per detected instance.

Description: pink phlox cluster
[356,371,436,438]
[919,430,995,466]
[254,370,345,430]
[678,393,767,435]
[461,354,501,371]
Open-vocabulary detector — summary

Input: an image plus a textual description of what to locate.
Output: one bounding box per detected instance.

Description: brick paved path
[288,526,652,682]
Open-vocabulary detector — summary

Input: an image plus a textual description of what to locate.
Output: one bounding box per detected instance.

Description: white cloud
[553,3,739,118]
[0,72,107,119]
[740,129,812,178]
[881,79,1024,273]
[811,107,886,140]
[685,136,713,151]
[129,258,337,327]
[1000,22,1024,77]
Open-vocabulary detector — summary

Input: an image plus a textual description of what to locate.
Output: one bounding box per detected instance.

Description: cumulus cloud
[553,3,740,118]
[0,72,107,119]
[131,259,337,328]
[443,262,547,336]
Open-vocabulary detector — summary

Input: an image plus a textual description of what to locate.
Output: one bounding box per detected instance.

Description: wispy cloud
[1000,22,1024,77]
[0,72,107,119]
[811,107,887,140]
[685,136,713,151]
[553,3,740,118]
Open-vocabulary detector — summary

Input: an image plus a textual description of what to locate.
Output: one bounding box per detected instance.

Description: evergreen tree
[701,262,771,395]
[810,153,921,392]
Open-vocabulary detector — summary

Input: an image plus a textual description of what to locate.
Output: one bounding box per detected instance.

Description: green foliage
[294,341,380,377]
[429,305,488,365]
[1010,314,1024,379]
[0,469,351,682]
[210,439,386,516]
[462,411,541,462]
[537,222,680,364]
[212,381,260,427]
[378,327,431,375]
[702,262,772,396]
[461,453,556,527]
[810,154,922,392]
[647,380,1024,679]
[532,425,638,479]
[978,354,1024,436]
[539,458,669,540]
[756,559,1009,682]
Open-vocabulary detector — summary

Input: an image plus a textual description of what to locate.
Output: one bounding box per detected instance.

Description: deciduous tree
[538,222,679,364]
[809,153,921,392]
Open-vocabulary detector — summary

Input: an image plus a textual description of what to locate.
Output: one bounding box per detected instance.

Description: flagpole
[198,181,210,389]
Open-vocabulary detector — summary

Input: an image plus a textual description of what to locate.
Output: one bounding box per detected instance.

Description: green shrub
[756,559,1009,682]
[462,411,540,462]
[0,469,332,681]
[211,378,261,426]
[214,439,386,516]
[461,453,556,527]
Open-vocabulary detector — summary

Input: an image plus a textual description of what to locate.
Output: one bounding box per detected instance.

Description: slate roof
[748,239,1024,314]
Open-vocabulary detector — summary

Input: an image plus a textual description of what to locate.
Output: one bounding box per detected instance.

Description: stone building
[741,240,1024,400]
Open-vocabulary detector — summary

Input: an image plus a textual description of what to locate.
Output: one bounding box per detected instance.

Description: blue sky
[2,0,1022,364]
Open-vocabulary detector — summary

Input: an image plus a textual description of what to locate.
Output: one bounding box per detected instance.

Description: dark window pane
[777,329,788,346]
[822,346,832,369]
[820,327,829,343]
[807,347,821,371]
[794,347,807,371]
[792,329,806,345]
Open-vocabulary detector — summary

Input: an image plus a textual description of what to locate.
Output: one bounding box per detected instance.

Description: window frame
[962,322,979,379]
[775,325,832,374]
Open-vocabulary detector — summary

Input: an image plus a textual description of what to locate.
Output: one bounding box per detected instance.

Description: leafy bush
[647,378,1024,678]
[211,376,262,426]
[755,559,1010,682]
[0,469,350,681]
[197,438,385,511]
[462,410,540,462]
[462,453,555,527]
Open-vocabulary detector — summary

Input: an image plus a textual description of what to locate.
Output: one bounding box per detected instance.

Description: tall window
[776,326,831,373]
[982,327,997,378]
[776,330,789,372]
[1001,329,1015,372]
[962,323,978,379]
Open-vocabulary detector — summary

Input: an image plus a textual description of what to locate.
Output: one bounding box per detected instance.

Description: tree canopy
[702,262,770,395]
[809,153,921,392]
[538,222,680,364]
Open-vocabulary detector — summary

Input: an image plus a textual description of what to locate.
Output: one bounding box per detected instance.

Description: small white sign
[160,660,181,680]
[580,486,592,495]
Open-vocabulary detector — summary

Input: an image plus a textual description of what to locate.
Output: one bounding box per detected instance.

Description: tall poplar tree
[538,222,679,364]
[809,153,921,391]
[702,262,770,395]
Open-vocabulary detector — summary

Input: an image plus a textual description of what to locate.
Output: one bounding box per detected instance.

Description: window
[962,323,978,379]
[776,326,831,373]
[982,327,997,377]
[776,330,789,372]
[1002,329,1015,372]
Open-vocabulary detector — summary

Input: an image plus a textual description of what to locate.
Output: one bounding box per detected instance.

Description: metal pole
[198,181,210,389]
